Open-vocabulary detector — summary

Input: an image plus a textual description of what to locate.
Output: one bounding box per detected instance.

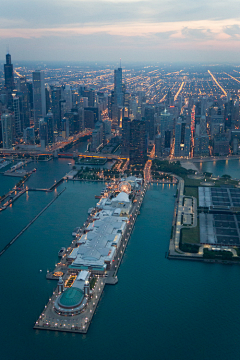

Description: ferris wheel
[118,181,131,194]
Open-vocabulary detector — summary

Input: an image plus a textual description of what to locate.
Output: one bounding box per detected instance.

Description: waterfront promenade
[168,176,203,260]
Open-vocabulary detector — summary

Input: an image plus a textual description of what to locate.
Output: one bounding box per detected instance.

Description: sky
[1,0,240,62]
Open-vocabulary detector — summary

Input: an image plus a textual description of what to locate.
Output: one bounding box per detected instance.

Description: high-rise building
[13,96,21,135]
[23,127,35,145]
[51,87,61,131]
[39,118,48,148]
[103,120,112,141]
[174,118,191,157]
[160,109,174,134]
[121,117,131,156]
[210,115,224,137]
[174,119,182,157]
[200,115,207,135]
[4,53,15,91]
[194,134,209,157]
[91,122,103,152]
[44,112,54,144]
[81,89,95,107]
[144,106,155,141]
[19,76,30,129]
[213,134,229,156]
[1,113,14,149]
[84,110,95,129]
[184,125,191,157]
[62,85,72,112]
[114,67,123,107]
[32,71,46,128]
[129,119,146,164]
[155,134,162,157]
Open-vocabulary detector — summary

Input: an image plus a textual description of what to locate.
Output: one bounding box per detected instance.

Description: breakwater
[0,188,66,257]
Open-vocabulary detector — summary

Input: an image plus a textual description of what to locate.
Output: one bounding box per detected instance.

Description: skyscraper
[1,113,14,149]
[51,87,61,131]
[114,67,123,107]
[121,117,131,156]
[44,112,54,144]
[19,76,30,129]
[13,96,21,135]
[174,119,182,157]
[39,118,48,148]
[4,53,15,91]
[129,119,146,164]
[144,106,155,141]
[32,71,46,128]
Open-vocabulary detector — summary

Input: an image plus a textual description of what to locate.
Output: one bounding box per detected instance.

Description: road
[144,160,152,182]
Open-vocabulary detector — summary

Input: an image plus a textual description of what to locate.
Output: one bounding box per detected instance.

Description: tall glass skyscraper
[114,67,123,106]
[4,53,15,91]
[32,71,46,128]
[1,113,14,149]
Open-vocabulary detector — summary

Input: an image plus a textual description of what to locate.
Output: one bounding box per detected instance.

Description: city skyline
[1,0,240,62]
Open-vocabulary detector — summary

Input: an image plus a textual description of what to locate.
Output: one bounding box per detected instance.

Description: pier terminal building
[66,177,141,273]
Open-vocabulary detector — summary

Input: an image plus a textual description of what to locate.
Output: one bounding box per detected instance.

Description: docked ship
[58,247,66,257]
[72,227,81,237]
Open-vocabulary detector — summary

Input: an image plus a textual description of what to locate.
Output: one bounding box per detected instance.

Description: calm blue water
[1,160,240,359]
[197,158,240,179]
[0,174,19,196]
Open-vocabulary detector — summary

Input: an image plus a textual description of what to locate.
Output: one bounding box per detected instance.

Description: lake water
[1,160,240,360]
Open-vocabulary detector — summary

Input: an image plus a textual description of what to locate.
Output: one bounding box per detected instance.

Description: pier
[34,180,148,334]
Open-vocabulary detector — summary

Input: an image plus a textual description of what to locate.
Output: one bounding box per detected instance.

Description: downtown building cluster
[0,54,110,152]
[1,55,240,160]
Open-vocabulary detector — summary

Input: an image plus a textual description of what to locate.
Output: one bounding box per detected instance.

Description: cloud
[224,24,240,37]
[181,27,213,40]
[1,0,240,29]
[1,0,240,61]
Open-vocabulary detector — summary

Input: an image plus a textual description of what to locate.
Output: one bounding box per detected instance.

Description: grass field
[184,186,198,203]
[181,221,200,244]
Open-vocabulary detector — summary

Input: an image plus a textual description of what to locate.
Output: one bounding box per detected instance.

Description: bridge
[0,131,92,158]
[58,152,128,160]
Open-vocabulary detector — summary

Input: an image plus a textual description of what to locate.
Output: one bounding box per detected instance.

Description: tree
[222,174,231,179]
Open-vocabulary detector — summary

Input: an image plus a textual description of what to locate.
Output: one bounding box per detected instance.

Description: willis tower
[4,53,15,91]
[4,53,15,107]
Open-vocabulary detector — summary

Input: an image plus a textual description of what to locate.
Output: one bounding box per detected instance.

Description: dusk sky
[1,0,240,62]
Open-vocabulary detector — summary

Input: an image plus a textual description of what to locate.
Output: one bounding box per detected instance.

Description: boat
[72,227,81,236]
[88,207,94,214]
[95,195,101,199]
[58,247,66,257]
[68,163,72,165]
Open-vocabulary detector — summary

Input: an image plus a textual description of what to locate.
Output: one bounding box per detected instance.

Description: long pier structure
[34,179,148,334]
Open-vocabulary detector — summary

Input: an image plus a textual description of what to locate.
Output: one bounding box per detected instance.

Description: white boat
[58,247,66,257]
[68,163,72,165]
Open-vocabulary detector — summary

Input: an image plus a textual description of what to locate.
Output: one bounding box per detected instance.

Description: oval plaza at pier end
[54,271,90,316]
